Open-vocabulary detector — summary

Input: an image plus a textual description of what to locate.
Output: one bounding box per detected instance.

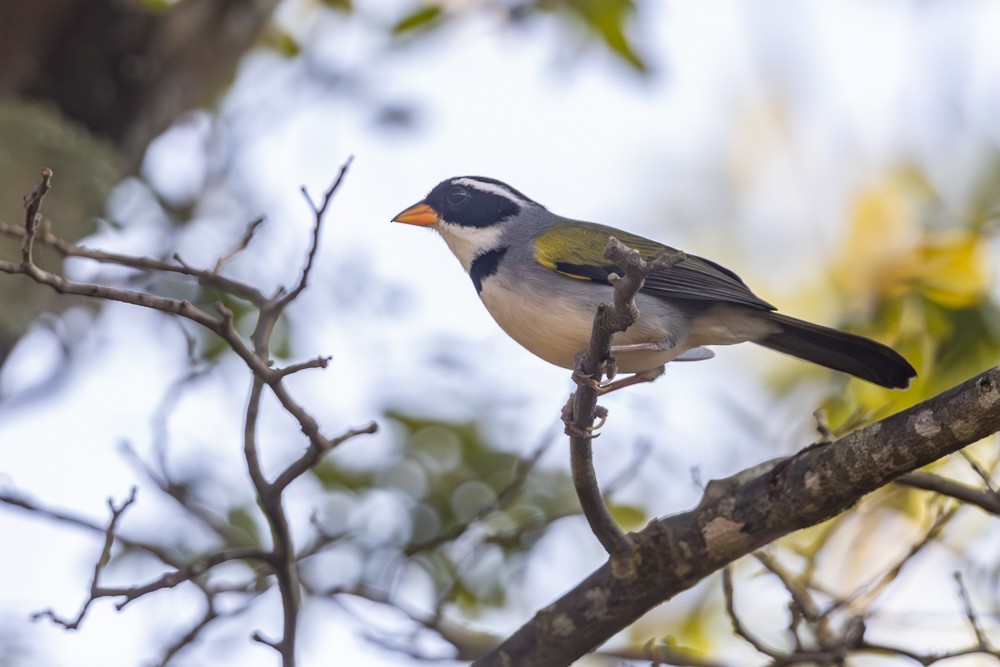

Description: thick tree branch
[476,367,1000,667]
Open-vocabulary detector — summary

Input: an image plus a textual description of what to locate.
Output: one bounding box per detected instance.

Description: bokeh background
[1,1,1000,665]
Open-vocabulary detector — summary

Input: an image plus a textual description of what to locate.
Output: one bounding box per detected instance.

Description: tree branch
[0,163,378,667]
[897,470,1000,515]
[20,167,52,266]
[476,367,1000,667]
[563,237,685,557]
[31,487,137,629]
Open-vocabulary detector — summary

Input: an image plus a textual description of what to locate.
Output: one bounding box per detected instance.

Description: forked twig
[563,237,684,557]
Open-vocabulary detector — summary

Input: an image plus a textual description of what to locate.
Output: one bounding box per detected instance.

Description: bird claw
[562,405,609,438]
[596,366,666,395]
[591,406,609,431]
[572,368,603,392]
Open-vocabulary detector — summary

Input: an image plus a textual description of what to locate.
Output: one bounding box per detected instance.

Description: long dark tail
[757,313,916,389]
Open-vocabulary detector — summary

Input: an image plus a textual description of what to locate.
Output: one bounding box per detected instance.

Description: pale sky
[2,1,999,665]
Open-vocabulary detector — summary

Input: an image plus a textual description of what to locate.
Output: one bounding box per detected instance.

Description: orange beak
[392,202,439,227]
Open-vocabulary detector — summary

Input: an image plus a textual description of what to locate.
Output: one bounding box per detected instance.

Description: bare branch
[722,565,783,659]
[959,449,999,493]
[563,237,685,557]
[156,585,218,667]
[953,572,992,650]
[32,487,137,630]
[270,421,378,496]
[0,162,375,667]
[275,355,332,378]
[0,220,269,304]
[20,167,52,266]
[229,162,358,667]
[832,505,956,616]
[0,490,181,567]
[102,547,272,609]
[280,156,353,307]
[897,470,1000,514]
[213,216,266,273]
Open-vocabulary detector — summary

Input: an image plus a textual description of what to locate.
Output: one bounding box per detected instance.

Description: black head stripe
[424,177,536,228]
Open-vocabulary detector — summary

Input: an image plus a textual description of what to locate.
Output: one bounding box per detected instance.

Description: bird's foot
[561,403,608,438]
[571,368,603,392]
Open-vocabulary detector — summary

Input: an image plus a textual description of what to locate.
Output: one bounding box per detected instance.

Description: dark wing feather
[534,221,774,311]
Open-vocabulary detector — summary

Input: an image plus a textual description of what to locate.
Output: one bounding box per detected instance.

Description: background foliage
[1,1,999,665]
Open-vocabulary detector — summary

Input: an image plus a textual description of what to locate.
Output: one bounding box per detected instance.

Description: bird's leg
[597,365,665,395]
[609,340,675,354]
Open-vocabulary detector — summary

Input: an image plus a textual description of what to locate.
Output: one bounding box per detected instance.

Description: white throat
[435,221,503,271]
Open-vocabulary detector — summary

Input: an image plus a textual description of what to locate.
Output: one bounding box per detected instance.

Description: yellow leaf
[835,175,990,311]
[833,176,917,310]
[608,503,646,532]
[906,231,989,307]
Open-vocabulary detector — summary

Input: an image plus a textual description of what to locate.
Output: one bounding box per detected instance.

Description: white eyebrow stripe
[453,178,529,206]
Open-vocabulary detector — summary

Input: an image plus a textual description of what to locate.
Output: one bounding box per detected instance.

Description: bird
[392,176,916,390]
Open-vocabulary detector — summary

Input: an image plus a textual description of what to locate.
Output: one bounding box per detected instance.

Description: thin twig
[214,216,267,273]
[959,449,999,493]
[0,221,268,304]
[20,167,52,266]
[897,470,1000,514]
[722,565,784,659]
[32,487,137,629]
[832,505,956,616]
[563,237,684,557]
[276,355,332,378]
[156,584,219,667]
[270,422,378,495]
[953,572,991,649]
[279,155,353,308]
[0,490,181,566]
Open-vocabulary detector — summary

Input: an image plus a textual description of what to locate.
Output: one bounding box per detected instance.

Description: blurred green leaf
[227,506,261,546]
[140,0,177,12]
[265,27,303,57]
[386,411,576,554]
[539,0,646,71]
[572,0,646,71]
[311,461,376,490]
[392,4,445,36]
[320,0,353,12]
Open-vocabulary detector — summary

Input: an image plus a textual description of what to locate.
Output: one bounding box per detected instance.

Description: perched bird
[392,176,916,390]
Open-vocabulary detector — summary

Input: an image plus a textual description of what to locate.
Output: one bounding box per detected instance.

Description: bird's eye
[446,186,470,207]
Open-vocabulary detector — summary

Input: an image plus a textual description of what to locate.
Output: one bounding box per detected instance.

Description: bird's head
[393,176,543,269]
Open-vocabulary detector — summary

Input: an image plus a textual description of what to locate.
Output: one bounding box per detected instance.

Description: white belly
[478,279,692,373]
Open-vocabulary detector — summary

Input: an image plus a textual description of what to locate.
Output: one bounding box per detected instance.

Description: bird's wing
[533,220,775,310]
